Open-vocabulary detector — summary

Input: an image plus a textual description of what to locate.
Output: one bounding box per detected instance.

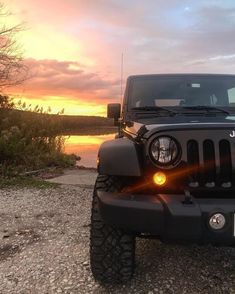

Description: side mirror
[107,103,121,125]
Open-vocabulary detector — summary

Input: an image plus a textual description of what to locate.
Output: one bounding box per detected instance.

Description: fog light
[209,213,226,230]
[153,172,167,186]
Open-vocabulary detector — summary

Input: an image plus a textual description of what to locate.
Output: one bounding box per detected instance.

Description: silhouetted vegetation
[0,96,78,176]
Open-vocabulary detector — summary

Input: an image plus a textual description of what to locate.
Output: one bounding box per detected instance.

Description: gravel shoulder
[0,185,234,293]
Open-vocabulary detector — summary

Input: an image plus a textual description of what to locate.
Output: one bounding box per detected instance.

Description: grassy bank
[0,176,59,189]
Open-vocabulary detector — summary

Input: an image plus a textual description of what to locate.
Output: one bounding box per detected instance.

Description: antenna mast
[120,52,124,102]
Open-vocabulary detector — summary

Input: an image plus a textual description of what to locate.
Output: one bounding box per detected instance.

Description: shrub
[0,96,76,176]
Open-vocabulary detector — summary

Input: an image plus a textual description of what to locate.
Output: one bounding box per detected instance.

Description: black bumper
[97,191,235,246]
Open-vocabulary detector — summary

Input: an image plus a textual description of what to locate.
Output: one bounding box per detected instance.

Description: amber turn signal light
[153,172,167,186]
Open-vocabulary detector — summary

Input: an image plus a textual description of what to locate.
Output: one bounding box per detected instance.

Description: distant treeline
[0,108,116,134]
[59,114,116,134]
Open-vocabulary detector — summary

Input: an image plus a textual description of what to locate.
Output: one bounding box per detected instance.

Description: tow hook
[182,190,193,205]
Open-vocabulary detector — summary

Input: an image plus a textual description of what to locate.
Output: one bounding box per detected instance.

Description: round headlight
[150,136,179,166]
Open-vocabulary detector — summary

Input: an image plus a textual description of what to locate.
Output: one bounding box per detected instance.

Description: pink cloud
[16,58,119,100]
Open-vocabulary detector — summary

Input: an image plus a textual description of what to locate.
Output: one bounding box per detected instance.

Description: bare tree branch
[0,3,28,90]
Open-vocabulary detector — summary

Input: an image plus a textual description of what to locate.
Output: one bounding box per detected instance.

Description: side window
[228,87,235,105]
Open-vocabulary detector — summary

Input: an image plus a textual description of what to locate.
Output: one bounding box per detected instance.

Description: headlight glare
[150,136,179,166]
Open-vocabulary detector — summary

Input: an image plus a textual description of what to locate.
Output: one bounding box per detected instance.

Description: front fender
[98,138,142,176]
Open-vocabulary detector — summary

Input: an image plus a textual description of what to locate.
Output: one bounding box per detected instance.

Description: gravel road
[0,185,234,293]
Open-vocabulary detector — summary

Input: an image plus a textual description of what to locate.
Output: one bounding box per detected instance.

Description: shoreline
[57,126,117,136]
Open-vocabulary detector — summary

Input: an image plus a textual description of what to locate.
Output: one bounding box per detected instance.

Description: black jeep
[90,74,235,283]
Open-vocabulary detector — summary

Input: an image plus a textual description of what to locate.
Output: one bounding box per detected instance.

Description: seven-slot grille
[187,139,233,188]
[157,128,235,189]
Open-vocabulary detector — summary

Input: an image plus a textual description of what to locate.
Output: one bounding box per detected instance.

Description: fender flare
[98,138,142,176]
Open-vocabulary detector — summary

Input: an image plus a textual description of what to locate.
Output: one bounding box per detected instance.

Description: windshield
[129,75,235,110]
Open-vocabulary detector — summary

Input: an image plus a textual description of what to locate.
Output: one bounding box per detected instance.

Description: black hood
[124,114,235,138]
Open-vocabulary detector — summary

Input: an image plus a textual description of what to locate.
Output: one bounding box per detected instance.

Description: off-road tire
[90,175,135,284]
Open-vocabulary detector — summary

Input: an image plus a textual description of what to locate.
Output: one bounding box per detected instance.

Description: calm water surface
[64,134,115,168]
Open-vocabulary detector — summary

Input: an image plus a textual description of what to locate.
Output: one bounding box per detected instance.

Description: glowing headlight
[150,136,179,166]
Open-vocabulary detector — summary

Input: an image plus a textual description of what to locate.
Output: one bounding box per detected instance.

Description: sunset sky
[3,0,235,116]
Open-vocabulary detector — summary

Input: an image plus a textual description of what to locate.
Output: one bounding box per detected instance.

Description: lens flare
[153,172,167,186]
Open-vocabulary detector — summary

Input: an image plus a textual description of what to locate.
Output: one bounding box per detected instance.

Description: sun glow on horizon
[13,96,107,116]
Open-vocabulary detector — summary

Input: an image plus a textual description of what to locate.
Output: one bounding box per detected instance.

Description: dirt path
[46,169,97,188]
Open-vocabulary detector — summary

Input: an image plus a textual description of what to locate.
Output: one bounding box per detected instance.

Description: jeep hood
[124,115,235,139]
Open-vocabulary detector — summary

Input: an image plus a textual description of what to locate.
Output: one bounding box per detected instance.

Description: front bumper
[97,191,235,246]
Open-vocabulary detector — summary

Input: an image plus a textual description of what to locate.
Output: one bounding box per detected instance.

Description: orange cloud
[7,58,120,116]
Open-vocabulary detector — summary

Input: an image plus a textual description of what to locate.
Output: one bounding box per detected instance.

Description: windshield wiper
[131,106,177,116]
[181,105,230,115]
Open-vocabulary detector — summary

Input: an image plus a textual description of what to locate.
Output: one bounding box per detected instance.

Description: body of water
[64,133,115,168]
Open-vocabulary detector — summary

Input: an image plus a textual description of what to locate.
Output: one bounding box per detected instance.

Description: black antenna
[120,52,124,102]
